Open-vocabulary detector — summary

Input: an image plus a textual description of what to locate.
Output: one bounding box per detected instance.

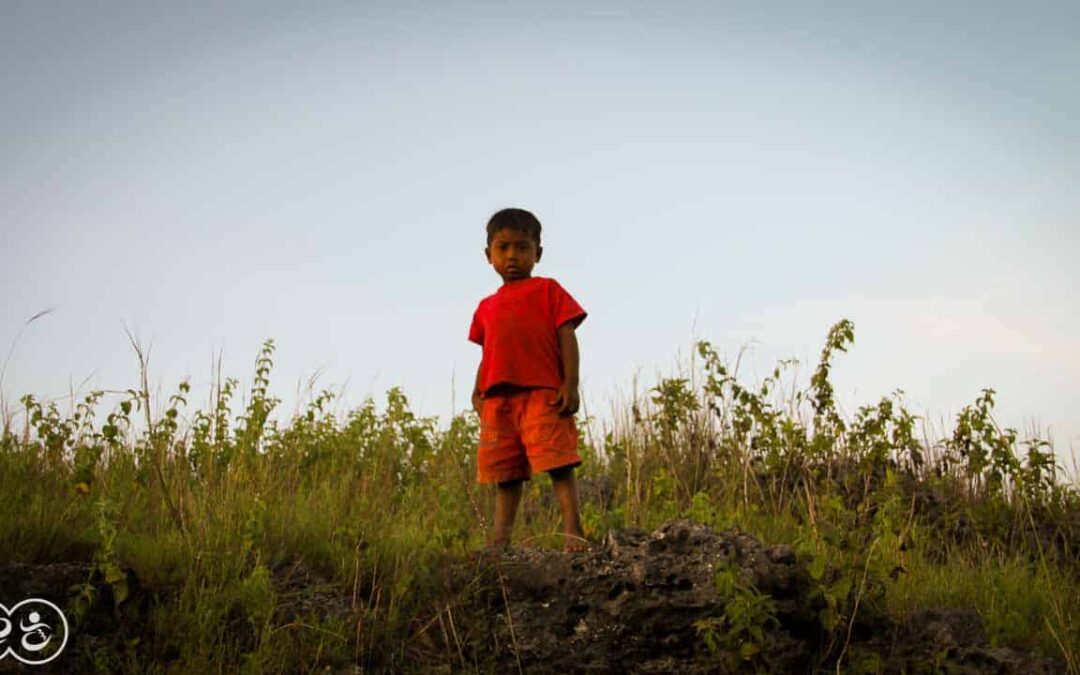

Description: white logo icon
[0,599,69,665]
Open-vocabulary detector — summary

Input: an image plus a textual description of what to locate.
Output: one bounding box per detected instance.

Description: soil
[436,520,1065,674]
[0,521,1067,673]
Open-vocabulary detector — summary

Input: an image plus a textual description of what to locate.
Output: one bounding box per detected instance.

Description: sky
[2,1,1078,472]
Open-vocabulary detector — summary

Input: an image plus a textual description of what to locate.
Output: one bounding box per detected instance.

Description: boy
[468,207,588,552]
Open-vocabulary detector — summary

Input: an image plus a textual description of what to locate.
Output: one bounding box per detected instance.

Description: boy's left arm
[553,322,580,416]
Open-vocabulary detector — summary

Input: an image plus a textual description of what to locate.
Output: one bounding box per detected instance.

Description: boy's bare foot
[474,541,512,562]
[484,543,511,556]
[563,532,590,553]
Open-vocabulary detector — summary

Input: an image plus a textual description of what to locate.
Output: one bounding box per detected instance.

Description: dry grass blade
[0,307,56,429]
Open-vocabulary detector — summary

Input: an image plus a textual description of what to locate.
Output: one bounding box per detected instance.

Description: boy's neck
[501,275,534,287]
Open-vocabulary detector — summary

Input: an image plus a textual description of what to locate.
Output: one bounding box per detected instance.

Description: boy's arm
[553,322,580,416]
[472,361,483,414]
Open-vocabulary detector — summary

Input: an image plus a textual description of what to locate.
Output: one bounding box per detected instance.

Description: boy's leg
[479,390,530,549]
[492,479,524,548]
[520,388,585,551]
[549,466,587,552]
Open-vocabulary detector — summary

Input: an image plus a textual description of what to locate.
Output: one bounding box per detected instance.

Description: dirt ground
[0,520,1067,673]
[437,520,1065,674]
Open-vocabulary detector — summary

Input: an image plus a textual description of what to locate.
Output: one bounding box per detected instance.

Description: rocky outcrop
[442,520,1064,674]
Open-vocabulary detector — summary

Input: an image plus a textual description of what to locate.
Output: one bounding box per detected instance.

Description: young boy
[468,207,588,552]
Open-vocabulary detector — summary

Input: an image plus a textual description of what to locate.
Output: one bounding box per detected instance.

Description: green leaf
[112,579,129,605]
[819,606,838,631]
[821,521,843,547]
[830,575,853,600]
[103,561,125,585]
[714,569,736,599]
[854,650,882,674]
[808,555,826,581]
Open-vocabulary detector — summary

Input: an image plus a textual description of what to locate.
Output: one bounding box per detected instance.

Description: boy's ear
[535,245,543,262]
[484,246,491,262]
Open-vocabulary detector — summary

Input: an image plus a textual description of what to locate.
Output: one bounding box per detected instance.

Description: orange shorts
[477,387,581,484]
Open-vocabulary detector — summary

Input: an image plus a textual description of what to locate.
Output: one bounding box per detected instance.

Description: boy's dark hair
[486,208,542,246]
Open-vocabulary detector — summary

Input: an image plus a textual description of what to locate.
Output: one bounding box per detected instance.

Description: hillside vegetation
[1,320,1077,673]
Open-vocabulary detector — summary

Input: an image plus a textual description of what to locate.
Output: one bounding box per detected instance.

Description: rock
[446,520,811,673]
[0,562,92,606]
[438,521,1066,674]
[767,544,796,565]
[885,608,1064,675]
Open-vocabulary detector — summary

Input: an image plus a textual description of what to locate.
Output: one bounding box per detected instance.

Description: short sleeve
[548,279,587,331]
[468,307,485,345]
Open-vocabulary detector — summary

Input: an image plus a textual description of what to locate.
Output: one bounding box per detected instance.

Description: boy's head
[485,208,542,247]
[484,208,543,284]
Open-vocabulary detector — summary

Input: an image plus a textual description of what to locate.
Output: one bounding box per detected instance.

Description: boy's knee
[497,478,525,489]
[548,465,575,481]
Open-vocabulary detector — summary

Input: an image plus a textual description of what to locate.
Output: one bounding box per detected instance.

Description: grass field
[1,320,1077,673]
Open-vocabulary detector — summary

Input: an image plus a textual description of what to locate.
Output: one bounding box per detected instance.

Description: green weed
[0,318,1076,672]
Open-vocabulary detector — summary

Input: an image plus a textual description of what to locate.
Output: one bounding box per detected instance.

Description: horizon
[3,312,1076,485]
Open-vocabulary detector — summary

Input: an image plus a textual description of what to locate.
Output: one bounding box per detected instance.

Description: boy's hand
[472,390,483,415]
[551,382,580,417]
[554,323,581,417]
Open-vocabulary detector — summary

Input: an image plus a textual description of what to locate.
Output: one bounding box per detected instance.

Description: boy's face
[485,227,542,284]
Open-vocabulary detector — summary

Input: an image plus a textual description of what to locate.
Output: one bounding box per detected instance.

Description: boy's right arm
[472,362,483,414]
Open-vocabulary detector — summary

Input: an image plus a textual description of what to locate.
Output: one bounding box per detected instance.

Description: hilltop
[0,321,1076,672]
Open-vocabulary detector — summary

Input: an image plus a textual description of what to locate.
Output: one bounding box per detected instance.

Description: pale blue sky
[2,1,1078,467]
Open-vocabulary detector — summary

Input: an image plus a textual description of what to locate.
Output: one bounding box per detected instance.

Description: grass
[0,322,1077,673]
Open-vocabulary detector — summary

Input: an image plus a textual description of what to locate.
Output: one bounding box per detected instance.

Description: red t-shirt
[469,277,586,395]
